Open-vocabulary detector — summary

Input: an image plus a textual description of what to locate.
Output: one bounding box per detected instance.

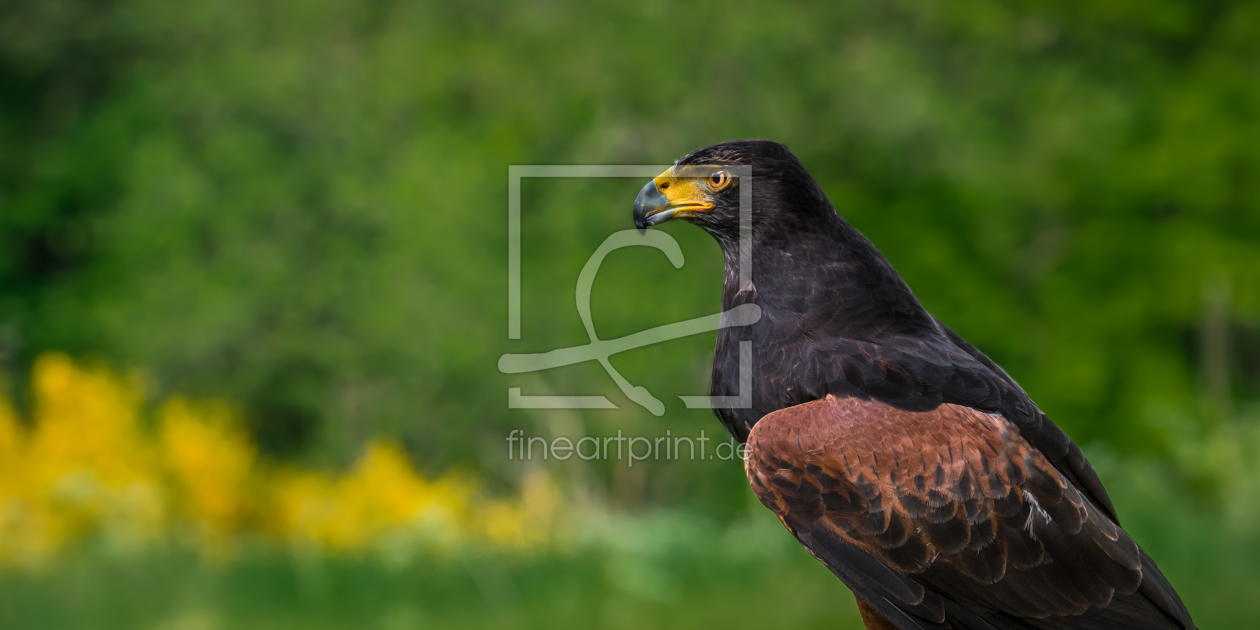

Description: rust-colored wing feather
[745,396,1193,630]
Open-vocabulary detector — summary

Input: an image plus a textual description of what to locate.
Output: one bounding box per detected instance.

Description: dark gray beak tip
[633,180,668,231]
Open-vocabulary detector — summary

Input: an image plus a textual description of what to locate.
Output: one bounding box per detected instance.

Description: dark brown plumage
[632,140,1195,629]
[747,396,1185,629]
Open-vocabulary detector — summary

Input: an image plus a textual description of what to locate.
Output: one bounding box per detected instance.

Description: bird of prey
[631,140,1195,630]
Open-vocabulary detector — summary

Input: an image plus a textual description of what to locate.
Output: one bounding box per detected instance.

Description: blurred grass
[2,470,1259,630]
[0,515,862,630]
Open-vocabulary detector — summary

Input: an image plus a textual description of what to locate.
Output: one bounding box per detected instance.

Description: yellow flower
[268,442,476,552]
[0,353,564,566]
[1,354,163,565]
[159,397,256,536]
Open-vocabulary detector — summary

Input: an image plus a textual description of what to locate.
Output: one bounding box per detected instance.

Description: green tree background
[2,1,1260,627]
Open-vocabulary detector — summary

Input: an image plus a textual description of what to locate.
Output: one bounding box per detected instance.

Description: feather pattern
[746,396,1191,629]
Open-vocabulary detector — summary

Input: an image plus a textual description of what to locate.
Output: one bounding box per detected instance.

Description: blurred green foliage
[2,0,1260,529]
[4,1,1260,628]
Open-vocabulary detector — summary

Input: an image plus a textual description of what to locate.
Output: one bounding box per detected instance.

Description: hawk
[631,140,1194,630]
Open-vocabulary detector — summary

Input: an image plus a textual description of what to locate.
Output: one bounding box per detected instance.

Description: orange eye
[708,170,729,190]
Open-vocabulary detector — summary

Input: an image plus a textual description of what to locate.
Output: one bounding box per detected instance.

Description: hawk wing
[744,396,1194,630]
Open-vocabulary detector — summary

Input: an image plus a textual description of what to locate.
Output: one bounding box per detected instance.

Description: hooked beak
[633,180,671,231]
[632,167,717,232]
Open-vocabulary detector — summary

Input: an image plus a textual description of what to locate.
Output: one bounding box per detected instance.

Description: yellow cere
[652,165,721,215]
[0,354,559,568]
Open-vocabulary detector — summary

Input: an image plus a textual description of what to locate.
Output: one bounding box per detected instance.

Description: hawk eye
[707,170,729,190]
